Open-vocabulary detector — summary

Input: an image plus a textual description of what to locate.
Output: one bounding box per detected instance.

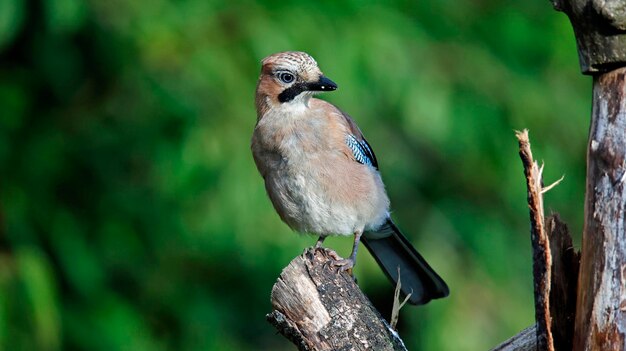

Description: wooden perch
[267,248,407,351]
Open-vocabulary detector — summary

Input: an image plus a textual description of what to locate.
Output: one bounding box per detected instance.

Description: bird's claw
[314,236,326,250]
[329,258,355,275]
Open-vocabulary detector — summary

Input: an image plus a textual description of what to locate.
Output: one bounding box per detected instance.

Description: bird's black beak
[307,76,337,92]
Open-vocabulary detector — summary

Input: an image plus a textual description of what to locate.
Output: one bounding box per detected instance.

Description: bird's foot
[314,236,325,249]
[329,257,355,275]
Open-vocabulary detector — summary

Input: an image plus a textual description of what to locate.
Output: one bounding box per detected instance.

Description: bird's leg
[314,235,326,249]
[331,230,363,273]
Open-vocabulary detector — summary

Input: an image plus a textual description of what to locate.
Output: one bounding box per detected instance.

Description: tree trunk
[574,67,626,351]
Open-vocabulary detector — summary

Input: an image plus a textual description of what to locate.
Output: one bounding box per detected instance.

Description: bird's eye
[277,72,295,84]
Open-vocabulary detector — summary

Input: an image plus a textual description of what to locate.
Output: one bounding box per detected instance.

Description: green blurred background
[0,0,590,350]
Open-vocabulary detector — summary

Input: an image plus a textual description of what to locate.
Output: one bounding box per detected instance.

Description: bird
[251,51,449,305]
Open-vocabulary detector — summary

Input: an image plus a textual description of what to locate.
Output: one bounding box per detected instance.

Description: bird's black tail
[362,219,449,305]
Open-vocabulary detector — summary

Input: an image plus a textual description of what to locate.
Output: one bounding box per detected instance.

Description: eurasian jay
[251,51,449,305]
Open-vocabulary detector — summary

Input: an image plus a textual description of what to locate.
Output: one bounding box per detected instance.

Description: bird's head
[255,51,337,118]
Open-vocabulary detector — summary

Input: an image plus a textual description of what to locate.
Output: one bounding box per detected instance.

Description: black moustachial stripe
[278,83,306,103]
[278,76,337,103]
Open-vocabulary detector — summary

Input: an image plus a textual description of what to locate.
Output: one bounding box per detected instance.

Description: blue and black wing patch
[346,134,378,169]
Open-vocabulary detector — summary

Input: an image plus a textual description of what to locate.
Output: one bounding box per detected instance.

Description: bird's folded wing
[337,110,379,169]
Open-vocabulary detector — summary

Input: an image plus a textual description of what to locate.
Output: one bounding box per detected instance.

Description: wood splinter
[492,131,579,351]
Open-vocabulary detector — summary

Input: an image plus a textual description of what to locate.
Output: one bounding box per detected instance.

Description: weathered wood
[267,248,407,351]
[489,215,578,351]
[574,67,626,351]
[547,215,579,351]
[516,129,555,351]
[553,0,626,74]
[490,325,538,351]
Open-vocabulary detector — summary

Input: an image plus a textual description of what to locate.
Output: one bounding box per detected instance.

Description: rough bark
[550,1,626,349]
[517,129,555,351]
[553,0,626,74]
[267,248,407,351]
[489,215,578,351]
[547,215,579,351]
[491,133,579,351]
[574,67,626,351]
[490,325,538,351]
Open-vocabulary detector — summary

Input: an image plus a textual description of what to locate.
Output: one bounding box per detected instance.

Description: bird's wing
[337,109,379,170]
[345,134,378,169]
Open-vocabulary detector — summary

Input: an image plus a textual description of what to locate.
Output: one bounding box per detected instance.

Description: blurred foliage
[0,0,589,350]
